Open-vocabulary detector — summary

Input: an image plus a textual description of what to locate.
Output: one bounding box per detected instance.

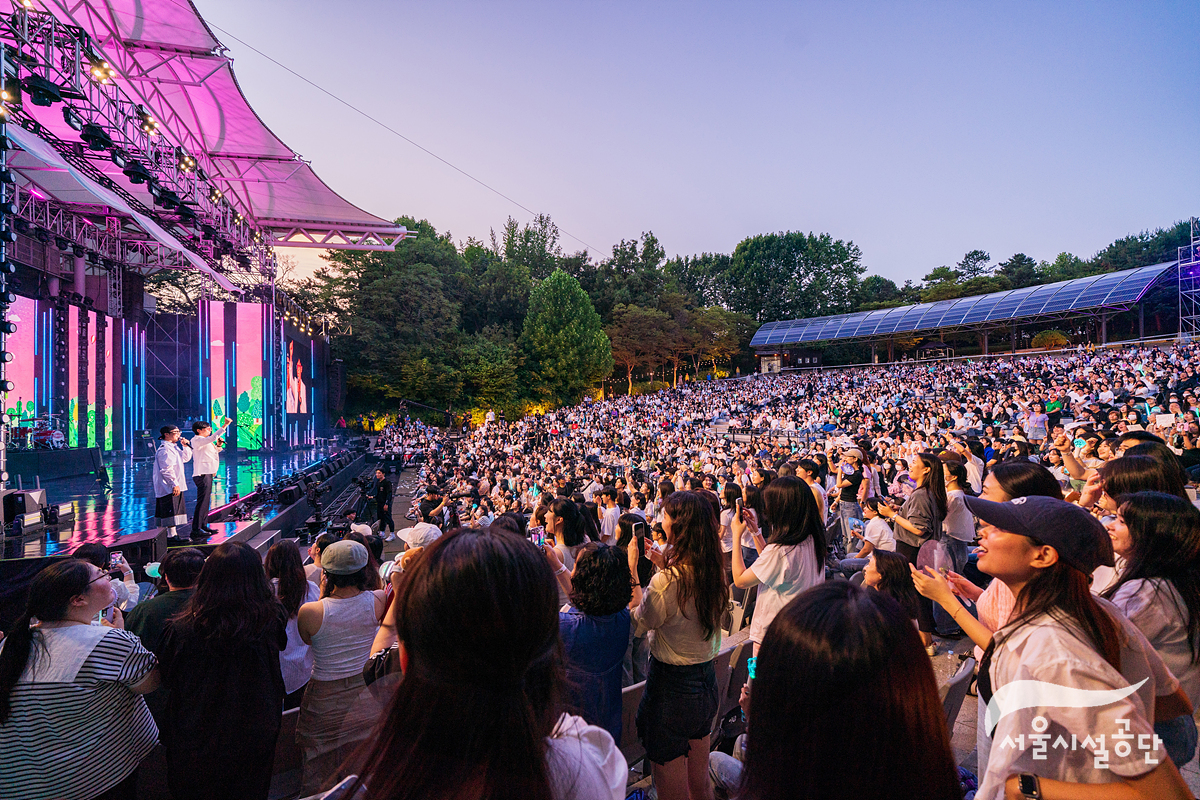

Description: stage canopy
[35,0,407,252]
[751,261,1178,349]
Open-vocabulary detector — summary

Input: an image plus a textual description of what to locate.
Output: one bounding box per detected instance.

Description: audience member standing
[296,540,388,795]
[265,540,321,707]
[125,547,205,726]
[336,526,626,800]
[634,491,726,800]
[153,424,193,544]
[188,416,230,539]
[372,468,396,538]
[158,542,287,800]
[0,560,159,800]
[72,543,140,612]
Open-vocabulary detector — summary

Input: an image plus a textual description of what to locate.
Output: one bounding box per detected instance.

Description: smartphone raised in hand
[632,520,647,557]
[528,525,546,548]
[735,497,744,523]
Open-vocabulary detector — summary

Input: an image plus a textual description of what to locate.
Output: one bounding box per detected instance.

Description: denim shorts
[637,656,718,765]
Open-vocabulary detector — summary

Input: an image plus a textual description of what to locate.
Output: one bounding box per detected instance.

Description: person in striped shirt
[0,559,160,800]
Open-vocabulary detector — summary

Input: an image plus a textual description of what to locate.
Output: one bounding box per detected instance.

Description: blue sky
[198,0,1200,284]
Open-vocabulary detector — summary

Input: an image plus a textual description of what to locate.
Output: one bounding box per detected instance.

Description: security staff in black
[374,468,395,534]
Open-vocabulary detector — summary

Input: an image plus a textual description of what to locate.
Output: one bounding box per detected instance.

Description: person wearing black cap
[933,496,1192,800]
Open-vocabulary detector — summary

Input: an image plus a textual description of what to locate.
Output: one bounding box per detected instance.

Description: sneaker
[384,533,396,542]
[925,643,938,657]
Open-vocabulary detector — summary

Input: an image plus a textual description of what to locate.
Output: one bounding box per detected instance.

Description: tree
[1039,252,1089,283]
[519,269,612,404]
[956,249,992,280]
[492,214,562,280]
[1091,221,1191,273]
[996,253,1039,289]
[664,253,729,307]
[1031,330,1070,350]
[855,275,903,310]
[725,231,865,322]
[606,304,672,394]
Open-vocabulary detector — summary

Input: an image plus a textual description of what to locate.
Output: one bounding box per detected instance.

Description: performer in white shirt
[189,416,232,539]
[154,424,192,544]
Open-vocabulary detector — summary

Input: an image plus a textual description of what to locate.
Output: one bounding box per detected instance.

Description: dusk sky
[197,0,1199,285]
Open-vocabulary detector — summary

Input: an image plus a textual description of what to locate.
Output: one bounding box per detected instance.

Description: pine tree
[519,269,613,405]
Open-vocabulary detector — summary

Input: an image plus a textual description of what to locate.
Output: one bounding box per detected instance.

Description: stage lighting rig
[134,104,157,135]
[23,74,62,106]
[80,123,113,151]
[62,105,83,131]
[122,159,152,185]
[34,228,49,244]
[88,58,116,85]
[54,236,68,251]
[208,186,222,204]
[109,148,128,169]
[176,147,195,173]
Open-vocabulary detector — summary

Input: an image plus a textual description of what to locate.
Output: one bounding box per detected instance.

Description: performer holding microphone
[154,425,193,545]
[189,416,232,539]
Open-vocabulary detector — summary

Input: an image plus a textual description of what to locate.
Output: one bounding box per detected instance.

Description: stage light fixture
[233,212,243,225]
[34,228,49,244]
[0,229,15,244]
[0,169,14,185]
[0,291,16,304]
[177,204,197,223]
[200,223,216,240]
[88,58,116,84]
[135,104,158,135]
[62,105,84,131]
[23,75,63,107]
[82,296,93,308]
[0,200,15,215]
[54,236,69,251]
[0,353,11,364]
[86,251,99,265]
[0,380,15,392]
[196,167,208,182]
[153,187,179,210]
[0,322,15,334]
[0,413,9,424]
[110,148,129,169]
[208,187,222,204]
[72,245,84,258]
[80,123,113,151]
[0,260,14,274]
[1,79,23,112]
[175,147,195,172]
[122,159,152,185]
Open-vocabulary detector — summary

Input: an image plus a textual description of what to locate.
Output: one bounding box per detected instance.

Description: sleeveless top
[309,592,380,681]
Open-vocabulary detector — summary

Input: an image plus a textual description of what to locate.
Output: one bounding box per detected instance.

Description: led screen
[235,303,264,450]
[5,295,36,422]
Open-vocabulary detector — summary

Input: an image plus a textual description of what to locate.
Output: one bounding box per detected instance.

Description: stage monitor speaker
[13,511,44,535]
[132,430,155,461]
[278,486,302,505]
[4,489,47,524]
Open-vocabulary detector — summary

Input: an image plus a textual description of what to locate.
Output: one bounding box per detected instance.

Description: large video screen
[6,295,36,422]
[235,303,264,450]
[285,335,310,415]
[209,303,226,423]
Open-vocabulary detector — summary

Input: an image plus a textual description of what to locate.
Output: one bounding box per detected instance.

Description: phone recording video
[528,525,546,548]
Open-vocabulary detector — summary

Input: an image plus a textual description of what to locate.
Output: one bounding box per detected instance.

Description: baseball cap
[399,521,442,548]
[321,540,369,574]
[964,495,1115,575]
[843,448,863,461]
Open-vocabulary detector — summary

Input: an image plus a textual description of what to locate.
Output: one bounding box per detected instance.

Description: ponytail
[0,560,92,723]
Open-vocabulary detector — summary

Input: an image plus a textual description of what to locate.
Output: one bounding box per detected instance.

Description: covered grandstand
[751,260,1180,369]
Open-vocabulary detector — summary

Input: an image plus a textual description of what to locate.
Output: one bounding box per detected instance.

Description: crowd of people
[2,340,1200,800]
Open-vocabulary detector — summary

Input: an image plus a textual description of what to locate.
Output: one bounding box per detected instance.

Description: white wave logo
[985,678,1147,734]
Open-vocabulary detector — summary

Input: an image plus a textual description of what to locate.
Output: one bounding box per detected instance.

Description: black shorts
[636,656,718,765]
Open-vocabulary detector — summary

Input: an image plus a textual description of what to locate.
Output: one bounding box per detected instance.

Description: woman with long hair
[0,560,159,800]
[1103,492,1200,767]
[730,476,826,651]
[875,451,946,653]
[634,491,727,800]
[546,497,591,605]
[862,549,921,622]
[955,496,1192,799]
[158,541,287,800]
[341,527,626,800]
[724,582,961,800]
[265,539,321,706]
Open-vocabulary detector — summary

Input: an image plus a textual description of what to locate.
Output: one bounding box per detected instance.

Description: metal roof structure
[751,261,1178,349]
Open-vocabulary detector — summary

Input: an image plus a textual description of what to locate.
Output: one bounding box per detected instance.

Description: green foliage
[956,249,992,280]
[607,304,673,394]
[519,269,613,405]
[725,231,864,322]
[996,253,1040,289]
[1031,330,1071,350]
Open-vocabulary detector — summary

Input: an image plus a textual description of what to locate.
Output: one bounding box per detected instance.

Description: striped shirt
[0,626,158,800]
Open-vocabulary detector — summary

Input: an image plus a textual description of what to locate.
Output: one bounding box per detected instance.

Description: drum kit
[11,414,67,450]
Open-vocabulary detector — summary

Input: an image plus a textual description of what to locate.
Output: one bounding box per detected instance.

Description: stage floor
[2,446,342,560]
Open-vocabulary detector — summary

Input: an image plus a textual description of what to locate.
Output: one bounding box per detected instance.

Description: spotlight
[23,75,63,107]
[0,321,15,334]
[62,105,84,131]
[208,186,222,204]
[0,200,15,215]
[88,58,116,84]
[0,229,15,244]
[1,78,22,111]
[0,291,15,304]
[153,187,179,210]
[233,212,243,225]
[200,223,216,240]
[0,169,14,184]
[0,260,15,274]
[0,380,13,392]
[175,147,195,172]
[110,148,129,169]
[80,124,113,151]
[71,245,84,258]
[86,251,99,265]
[34,228,50,244]
[82,296,93,308]
[54,236,69,251]
[0,352,13,364]
[135,104,158,135]
[177,204,197,223]
[122,159,152,184]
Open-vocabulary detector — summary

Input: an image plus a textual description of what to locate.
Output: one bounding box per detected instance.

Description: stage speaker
[132,430,155,461]
[278,486,302,505]
[4,489,47,524]
[13,511,44,535]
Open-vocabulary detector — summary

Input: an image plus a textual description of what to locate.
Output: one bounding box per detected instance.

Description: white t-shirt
[860,516,895,553]
[1109,578,1200,707]
[943,489,976,542]
[747,539,822,645]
